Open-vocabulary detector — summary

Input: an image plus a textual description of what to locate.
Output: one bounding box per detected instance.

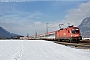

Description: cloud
[0,3,44,35]
[61,1,90,26]
[0,1,90,36]
[28,11,43,18]
[34,21,42,25]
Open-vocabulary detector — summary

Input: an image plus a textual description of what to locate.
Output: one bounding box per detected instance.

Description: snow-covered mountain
[78,17,90,37]
[0,40,90,60]
[0,27,21,39]
[0,27,12,38]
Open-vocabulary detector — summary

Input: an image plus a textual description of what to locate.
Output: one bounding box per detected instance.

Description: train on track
[35,25,82,43]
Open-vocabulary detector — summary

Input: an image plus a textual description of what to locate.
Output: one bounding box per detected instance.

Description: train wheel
[68,40,70,43]
[57,39,60,42]
[76,39,79,43]
[60,39,62,42]
[68,39,72,43]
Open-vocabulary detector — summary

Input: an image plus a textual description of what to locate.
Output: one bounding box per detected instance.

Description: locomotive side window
[68,30,70,33]
[72,29,79,34]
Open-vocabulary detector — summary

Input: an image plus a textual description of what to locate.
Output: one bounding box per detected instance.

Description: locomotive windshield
[72,29,79,34]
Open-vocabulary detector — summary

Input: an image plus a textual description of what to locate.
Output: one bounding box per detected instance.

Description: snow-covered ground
[0,40,90,60]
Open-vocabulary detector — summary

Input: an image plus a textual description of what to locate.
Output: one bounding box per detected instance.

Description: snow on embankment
[0,40,90,60]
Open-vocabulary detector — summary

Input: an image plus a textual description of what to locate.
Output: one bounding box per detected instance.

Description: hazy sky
[0,0,90,36]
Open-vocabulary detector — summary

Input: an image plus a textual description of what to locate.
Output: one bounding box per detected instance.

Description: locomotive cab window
[72,29,79,34]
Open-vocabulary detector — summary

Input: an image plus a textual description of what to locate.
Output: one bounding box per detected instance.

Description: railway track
[52,40,90,49]
[29,39,90,49]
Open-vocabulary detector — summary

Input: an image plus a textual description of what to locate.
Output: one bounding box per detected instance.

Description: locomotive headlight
[71,35,72,37]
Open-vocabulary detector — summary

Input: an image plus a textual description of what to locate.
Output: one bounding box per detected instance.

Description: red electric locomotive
[55,25,82,42]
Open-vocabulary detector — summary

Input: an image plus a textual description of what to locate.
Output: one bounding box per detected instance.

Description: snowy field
[0,40,90,60]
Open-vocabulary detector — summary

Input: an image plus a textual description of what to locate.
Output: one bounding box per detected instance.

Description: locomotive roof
[59,26,79,30]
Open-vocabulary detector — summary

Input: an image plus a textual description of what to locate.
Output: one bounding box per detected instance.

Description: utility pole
[27,33,29,37]
[46,23,56,33]
[35,30,37,39]
[27,33,29,40]
[46,23,49,33]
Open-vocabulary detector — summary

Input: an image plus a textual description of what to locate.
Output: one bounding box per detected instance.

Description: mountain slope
[0,27,20,38]
[0,27,12,38]
[78,17,90,37]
